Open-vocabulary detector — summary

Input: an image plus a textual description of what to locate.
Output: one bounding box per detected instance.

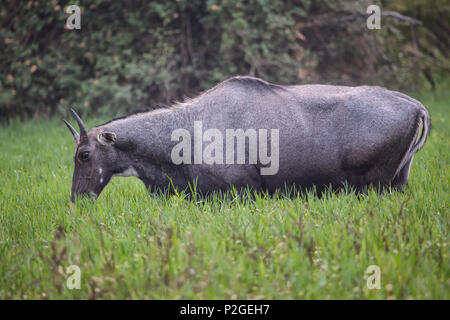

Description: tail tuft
[393,105,430,179]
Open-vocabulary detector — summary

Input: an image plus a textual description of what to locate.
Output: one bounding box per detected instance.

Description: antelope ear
[97,131,116,145]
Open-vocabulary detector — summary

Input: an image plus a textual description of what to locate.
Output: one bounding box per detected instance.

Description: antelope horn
[63,119,80,144]
[70,108,87,138]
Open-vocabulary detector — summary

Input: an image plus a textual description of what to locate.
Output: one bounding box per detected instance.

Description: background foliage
[0,0,449,120]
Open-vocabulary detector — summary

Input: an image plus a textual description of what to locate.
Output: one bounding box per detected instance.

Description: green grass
[0,89,448,300]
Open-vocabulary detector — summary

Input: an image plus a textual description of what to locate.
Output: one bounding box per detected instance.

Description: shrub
[0,0,448,120]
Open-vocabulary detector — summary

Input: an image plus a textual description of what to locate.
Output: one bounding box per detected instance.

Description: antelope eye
[79,151,90,161]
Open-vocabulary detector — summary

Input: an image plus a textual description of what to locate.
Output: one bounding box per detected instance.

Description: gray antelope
[64,76,430,201]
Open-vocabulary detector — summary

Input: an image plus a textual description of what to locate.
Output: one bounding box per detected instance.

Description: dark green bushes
[0,0,448,120]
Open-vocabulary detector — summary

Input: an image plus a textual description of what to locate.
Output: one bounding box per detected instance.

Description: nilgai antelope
[64,76,430,201]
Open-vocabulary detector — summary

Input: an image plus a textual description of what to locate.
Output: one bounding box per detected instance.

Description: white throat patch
[112,166,139,178]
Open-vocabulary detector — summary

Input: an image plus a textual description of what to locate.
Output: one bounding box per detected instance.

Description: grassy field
[0,89,448,300]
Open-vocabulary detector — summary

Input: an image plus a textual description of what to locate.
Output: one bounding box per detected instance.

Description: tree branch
[381,11,422,25]
[298,10,422,30]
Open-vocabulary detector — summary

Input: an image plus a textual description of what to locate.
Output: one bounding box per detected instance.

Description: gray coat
[64,76,430,201]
